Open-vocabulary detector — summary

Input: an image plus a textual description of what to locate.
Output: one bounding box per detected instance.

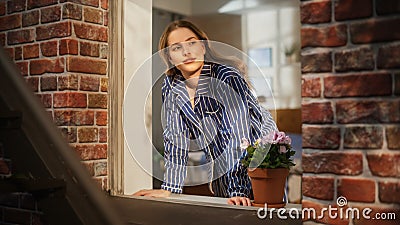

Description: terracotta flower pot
[247,168,289,208]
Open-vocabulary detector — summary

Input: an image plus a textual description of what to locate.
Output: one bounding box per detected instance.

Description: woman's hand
[227,196,251,206]
[132,189,172,198]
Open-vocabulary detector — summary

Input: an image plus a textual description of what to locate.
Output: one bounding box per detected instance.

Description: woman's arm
[160,78,190,194]
[133,189,171,197]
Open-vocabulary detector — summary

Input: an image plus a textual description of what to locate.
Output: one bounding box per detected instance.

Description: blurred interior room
[151,0,302,204]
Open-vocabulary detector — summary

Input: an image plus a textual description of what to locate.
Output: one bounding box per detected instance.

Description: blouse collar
[171,62,212,96]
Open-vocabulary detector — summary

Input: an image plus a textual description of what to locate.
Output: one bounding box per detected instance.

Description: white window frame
[109,0,153,195]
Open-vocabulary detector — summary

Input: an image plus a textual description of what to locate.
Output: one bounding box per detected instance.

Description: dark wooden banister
[0,47,124,225]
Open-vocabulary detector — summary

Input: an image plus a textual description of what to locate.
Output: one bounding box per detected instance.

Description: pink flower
[240,138,250,150]
[284,136,292,145]
[275,131,287,144]
[241,131,295,169]
[259,131,292,145]
[279,145,287,153]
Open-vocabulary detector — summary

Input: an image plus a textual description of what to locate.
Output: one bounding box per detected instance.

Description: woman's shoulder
[162,75,174,92]
[210,63,242,81]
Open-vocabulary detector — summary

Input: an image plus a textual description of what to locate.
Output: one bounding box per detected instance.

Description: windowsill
[111,194,302,225]
[168,193,300,211]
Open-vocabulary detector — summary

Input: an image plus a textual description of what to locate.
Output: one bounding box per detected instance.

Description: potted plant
[283,43,300,64]
[241,131,296,207]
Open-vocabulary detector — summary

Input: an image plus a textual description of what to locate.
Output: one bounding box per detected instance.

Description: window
[109,0,302,205]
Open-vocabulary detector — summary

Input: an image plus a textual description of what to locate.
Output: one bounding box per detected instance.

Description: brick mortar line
[302,168,398,185]
[4,38,109,49]
[302,173,400,182]
[1,21,108,47]
[81,159,108,163]
[52,108,109,112]
[93,176,108,179]
[66,55,108,61]
[4,2,107,16]
[320,72,325,98]
[302,149,400,155]
[300,36,400,55]
[304,121,400,129]
[374,179,381,205]
[301,69,400,76]
[302,13,400,28]
[333,174,338,203]
[4,49,109,68]
[392,73,397,97]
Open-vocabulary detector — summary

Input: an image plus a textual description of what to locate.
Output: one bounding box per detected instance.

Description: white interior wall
[153,0,192,15]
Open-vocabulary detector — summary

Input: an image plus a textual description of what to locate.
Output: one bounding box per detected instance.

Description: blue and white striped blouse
[160,62,277,198]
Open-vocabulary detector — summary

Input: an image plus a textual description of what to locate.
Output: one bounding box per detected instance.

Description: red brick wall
[301,0,400,224]
[1,1,108,223]
[0,0,109,189]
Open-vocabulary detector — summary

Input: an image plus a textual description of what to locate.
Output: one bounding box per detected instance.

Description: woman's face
[167,27,205,77]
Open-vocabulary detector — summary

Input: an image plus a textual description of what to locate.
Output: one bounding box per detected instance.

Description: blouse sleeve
[160,78,189,193]
[215,69,252,198]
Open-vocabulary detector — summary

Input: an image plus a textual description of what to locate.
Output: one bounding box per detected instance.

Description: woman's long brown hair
[159,20,250,86]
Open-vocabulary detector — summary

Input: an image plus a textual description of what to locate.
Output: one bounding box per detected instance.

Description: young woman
[134,20,277,206]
